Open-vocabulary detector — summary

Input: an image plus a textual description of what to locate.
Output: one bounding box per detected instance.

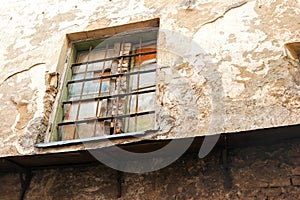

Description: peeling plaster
[0,63,45,86]
[199,0,248,28]
[0,0,300,156]
[10,113,20,136]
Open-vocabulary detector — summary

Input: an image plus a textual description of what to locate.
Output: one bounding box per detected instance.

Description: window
[49,20,159,142]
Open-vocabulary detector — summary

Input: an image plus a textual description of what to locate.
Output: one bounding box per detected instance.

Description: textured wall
[1,139,300,199]
[0,0,300,156]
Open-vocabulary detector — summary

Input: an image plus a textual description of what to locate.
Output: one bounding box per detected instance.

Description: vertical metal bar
[94,44,109,137]
[134,38,142,131]
[124,48,134,132]
[114,41,124,134]
[74,46,92,139]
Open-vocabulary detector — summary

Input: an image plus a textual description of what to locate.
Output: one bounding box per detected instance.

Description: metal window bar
[58,110,155,126]
[113,41,125,134]
[135,38,142,132]
[93,43,109,137]
[124,49,134,133]
[73,46,92,139]
[67,68,156,85]
[71,51,157,68]
[62,88,155,105]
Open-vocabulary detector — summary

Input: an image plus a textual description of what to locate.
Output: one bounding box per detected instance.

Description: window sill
[35,130,157,148]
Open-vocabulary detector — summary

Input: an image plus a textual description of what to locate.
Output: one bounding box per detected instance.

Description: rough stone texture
[1,139,300,199]
[0,0,300,156]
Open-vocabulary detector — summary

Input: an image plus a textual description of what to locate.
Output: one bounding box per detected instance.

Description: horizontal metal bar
[35,130,159,148]
[132,85,156,91]
[58,110,155,126]
[63,88,156,104]
[72,51,157,67]
[67,68,156,85]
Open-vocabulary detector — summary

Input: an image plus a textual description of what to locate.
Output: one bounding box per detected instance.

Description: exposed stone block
[292,176,300,186]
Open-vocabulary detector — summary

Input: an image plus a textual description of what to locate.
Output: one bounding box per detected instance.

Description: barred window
[50,24,158,141]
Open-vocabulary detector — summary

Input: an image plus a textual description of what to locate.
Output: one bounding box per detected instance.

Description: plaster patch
[28,64,46,118]
[10,113,20,134]
[106,0,151,19]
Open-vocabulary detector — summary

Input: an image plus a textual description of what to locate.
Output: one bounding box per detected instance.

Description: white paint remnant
[29,63,46,118]
[10,113,20,134]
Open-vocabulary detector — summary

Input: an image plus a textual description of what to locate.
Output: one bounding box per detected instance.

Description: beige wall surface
[0,0,300,156]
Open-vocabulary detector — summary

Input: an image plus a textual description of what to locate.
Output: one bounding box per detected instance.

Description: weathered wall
[0,0,300,156]
[1,138,300,199]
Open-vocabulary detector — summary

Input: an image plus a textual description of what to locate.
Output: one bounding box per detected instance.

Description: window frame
[44,19,160,145]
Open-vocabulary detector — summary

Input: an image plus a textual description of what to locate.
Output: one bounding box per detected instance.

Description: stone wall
[0,138,300,199]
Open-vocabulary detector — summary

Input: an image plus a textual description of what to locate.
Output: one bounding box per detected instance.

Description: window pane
[128,92,155,114]
[100,79,110,96]
[72,64,87,74]
[78,101,98,120]
[77,122,95,138]
[130,71,156,91]
[68,82,82,100]
[97,99,108,117]
[89,48,116,62]
[96,121,111,136]
[125,113,155,132]
[76,51,89,63]
[59,125,76,140]
[133,44,156,67]
[88,61,112,72]
[82,80,100,98]
[63,103,78,121]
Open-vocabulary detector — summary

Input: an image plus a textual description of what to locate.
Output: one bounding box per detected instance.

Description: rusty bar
[67,68,156,85]
[73,46,92,139]
[62,88,155,105]
[58,111,155,126]
[134,38,143,131]
[113,41,124,134]
[71,51,157,67]
[94,43,109,137]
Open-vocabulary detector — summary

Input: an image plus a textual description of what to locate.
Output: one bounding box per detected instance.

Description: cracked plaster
[0,0,300,156]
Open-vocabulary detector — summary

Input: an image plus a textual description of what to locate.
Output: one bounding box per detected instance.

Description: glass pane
[72,64,87,74]
[59,125,76,140]
[140,72,156,89]
[72,65,105,81]
[72,73,84,80]
[88,61,112,72]
[98,99,108,117]
[133,44,156,67]
[95,121,111,136]
[82,80,100,98]
[90,48,116,61]
[68,82,82,100]
[77,122,95,139]
[131,71,156,91]
[63,103,79,121]
[100,79,110,96]
[128,92,155,114]
[125,113,155,132]
[78,101,98,120]
[77,51,89,63]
